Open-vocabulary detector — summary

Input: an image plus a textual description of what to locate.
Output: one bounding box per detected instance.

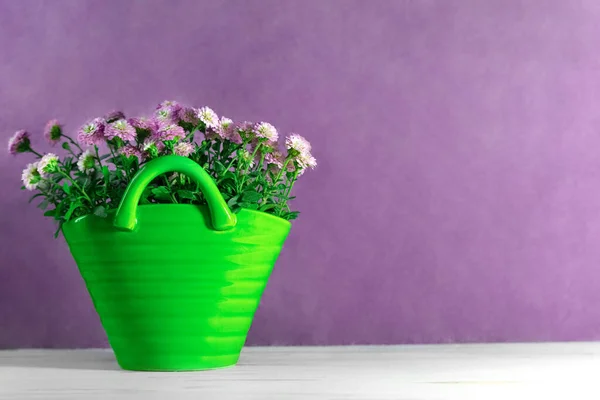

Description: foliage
[9,102,316,237]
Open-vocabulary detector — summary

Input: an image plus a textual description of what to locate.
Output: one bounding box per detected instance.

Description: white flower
[255,122,278,142]
[220,117,233,129]
[297,152,317,170]
[77,150,95,173]
[37,153,59,177]
[197,106,219,129]
[285,134,311,155]
[173,141,194,157]
[21,162,41,190]
[142,138,157,152]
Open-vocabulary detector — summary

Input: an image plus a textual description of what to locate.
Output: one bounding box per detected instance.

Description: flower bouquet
[7,101,316,371]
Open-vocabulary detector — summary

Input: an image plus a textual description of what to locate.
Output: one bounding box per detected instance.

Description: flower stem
[262,157,292,205]
[239,141,263,191]
[275,158,292,183]
[62,134,82,151]
[59,171,93,205]
[216,157,238,185]
[279,170,299,216]
[163,176,178,203]
[28,149,43,158]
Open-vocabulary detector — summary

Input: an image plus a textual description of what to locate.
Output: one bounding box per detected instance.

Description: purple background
[2,0,600,348]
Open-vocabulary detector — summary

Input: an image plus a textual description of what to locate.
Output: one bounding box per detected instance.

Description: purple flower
[210,116,239,142]
[7,130,31,155]
[227,129,243,144]
[177,107,199,125]
[237,121,254,132]
[77,118,106,146]
[128,117,158,132]
[235,121,256,141]
[154,108,178,127]
[44,120,62,146]
[119,144,142,159]
[265,150,284,169]
[155,124,185,141]
[156,100,181,111]
[105,119,136,141]
[154,101,182,127]
[173,141,194,157]
[104,110,125,123]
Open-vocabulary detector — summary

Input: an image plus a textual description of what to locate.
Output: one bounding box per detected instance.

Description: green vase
[62,155,291,371]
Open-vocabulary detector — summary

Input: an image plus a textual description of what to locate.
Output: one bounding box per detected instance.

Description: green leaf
[43,209,56,217]
[54,222,63,238]
[214,161,226,173]
[151,186,172,201]
[283,211,300,220]
[100,154,111,160]
[102,166,110,185]
[64,202,79,221]
[62,182,71,195]
[258,203,278,212]
[93,206,108,218]
[62,142,71,151]
[140,186,153,204]
[242,190,262,202]
[239,202,259,210]
[37,200,49,210]
[227,195,239,208]
[177,190,196,200]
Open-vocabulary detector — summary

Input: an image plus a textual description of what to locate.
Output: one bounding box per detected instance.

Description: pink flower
[7,130,31,155]
[285,134,311,155]
[254,122,278,143]
[197,106,219,129]
[128,117,157,132]
[173,141,194,157]
[44,120,62,146]
[154,101,181,127]
[213,116,242,143]
[237,121,254,133]
[105,119,136,141]
[77,118,106,146]
[156,100,181,111]
[227,129,243,144]
[155,124,185,141]
[265,150,284,169]
[119,144,142,159]
[177,107,199,125]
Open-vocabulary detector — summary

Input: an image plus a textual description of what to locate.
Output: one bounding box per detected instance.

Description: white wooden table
[1,343,600,399]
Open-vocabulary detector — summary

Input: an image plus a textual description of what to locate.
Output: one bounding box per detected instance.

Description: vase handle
[113,155,237,232]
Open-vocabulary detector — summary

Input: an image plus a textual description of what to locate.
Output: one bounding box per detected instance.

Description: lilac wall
[2,0,600,348]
